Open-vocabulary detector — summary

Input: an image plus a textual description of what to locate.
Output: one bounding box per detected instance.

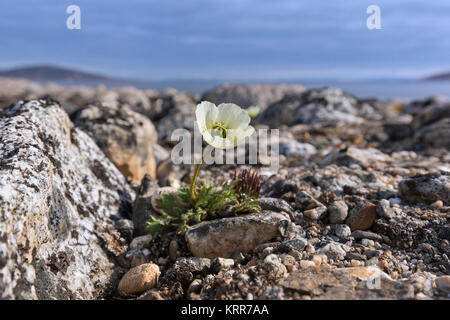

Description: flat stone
[185,211,289,258]
[351,230,383,241]
[280,266,414,299]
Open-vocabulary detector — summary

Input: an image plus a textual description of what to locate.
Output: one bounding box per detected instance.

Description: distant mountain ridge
[0,65,113,81]
[423,72,450,81]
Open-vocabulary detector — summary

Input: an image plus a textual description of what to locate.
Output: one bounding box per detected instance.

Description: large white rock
[0,99,135,299]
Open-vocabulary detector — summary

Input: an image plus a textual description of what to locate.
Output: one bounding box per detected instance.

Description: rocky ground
[0,78,449,300]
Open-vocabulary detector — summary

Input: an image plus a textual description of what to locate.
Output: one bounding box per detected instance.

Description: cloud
[0,0,448,79]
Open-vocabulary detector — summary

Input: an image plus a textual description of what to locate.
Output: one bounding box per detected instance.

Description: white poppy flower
[195,101,255,149]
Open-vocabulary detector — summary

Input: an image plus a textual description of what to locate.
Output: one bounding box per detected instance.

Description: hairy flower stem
[189,162,202,203]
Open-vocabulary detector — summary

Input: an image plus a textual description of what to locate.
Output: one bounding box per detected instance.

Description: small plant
[147,101,260,237]
[147,170,263,237]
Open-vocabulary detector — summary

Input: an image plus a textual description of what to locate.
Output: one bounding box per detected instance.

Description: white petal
[205,133,234,149]
[227,125,255,146]
[195,101,218,133]
[216,103,251,129]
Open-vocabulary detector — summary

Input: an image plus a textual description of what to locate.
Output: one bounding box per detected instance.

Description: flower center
[211,122,228,138]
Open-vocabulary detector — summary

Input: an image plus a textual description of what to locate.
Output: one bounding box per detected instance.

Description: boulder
[413,118,450,149]
[73,104,157,182]
[0,99,135,299]
[201,83,305,110]
[398,173,450,205]
[257,88,379,127]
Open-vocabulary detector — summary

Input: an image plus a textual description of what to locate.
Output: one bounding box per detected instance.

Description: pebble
[299,260,316,269]
[328,200,348,224]
[345,203,377,231]
[174,257,212,274]
[376,199,394,219]
[263,254,287,276]
[118,263,160,297]
[212,258,235,272]
[281,254,296,272]
[279,238,308,253]
[129,234,153,250]
[335,224,352,239]
[304,206,328,220]
[311,255,322,267]
[168,240,179,261]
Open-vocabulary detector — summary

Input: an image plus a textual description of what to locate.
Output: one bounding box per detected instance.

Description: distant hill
[0,65,113,82]
[423,72,450,81]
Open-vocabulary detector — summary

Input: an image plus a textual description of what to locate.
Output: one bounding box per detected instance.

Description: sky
[0,0,449,80]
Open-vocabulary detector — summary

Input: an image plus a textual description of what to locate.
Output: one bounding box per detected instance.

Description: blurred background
[0,0,449,98]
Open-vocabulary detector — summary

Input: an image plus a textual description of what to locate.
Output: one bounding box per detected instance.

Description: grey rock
[318,241,350,260]
[115,86,151,110]
[259,197,294,217]
[304,206,328,220]
[201,83,304,110]
[0,100,134,299]
[334,224,352,239]
[328,200,349,224]
[295,191,327,220]
[174,257,212,274]
[414,118,450,149]
[257,88,379,127]
[279,238,308,253]
[398,173,450,205]
[185,211,289,258]
[129,234,153,250]
[73,103,157,182]
[279,141,317,158]
[295,191,324,210]
[376,199,394,219]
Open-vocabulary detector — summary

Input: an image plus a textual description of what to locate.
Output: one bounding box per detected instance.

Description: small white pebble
[300,260,316,269]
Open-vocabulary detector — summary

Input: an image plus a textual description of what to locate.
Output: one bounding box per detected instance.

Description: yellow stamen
[211,122,228,138]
